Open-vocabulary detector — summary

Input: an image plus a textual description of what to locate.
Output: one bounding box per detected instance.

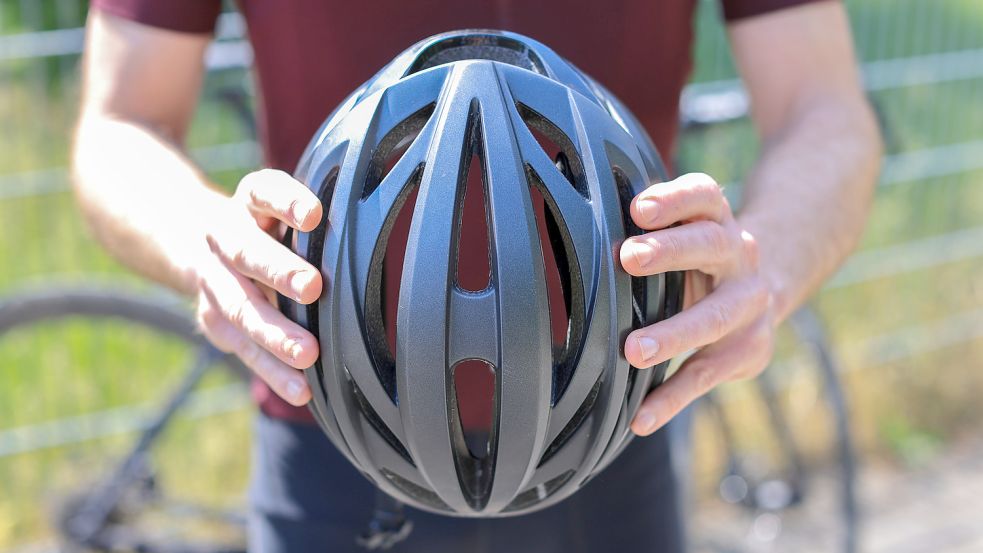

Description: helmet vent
[344,367,414,466]
[526,169,587,406]
[408,34,547,76]
[538,374,602,467]
[304,167,339,398]
[452,360,497,459]
[380,468,451,512]
[453,112,491,292]
[613,168,647,337]
[450,359,498,509]
[530,186,571,366]
[362,102,435,200]
[366,167,424,402]
[516,102,589,201]
[614,167,647,404]
[502,469,575,513]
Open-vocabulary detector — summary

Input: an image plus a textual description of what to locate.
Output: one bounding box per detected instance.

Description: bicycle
[0,285,250,553]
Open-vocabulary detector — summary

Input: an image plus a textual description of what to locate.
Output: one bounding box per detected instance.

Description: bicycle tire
[0,283,248,553]
[691,305,858,553]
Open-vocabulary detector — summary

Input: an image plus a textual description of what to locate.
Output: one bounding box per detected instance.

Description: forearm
[72,114,226,295]
[737,96,882,322]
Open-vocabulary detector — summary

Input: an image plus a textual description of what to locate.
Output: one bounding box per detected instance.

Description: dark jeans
[249,413,686,553]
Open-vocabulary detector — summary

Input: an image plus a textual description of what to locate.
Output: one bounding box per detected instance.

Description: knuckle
[228,298,251,328]
[735,325,774,380]
[696,174,722,197]
[684,172,717,187]
[704,223,732,260]
[691,362,718,395]
[203,329,234,354]
[741,230,760,269]
[235,171,258,198]
[239,169,276,203]
[720,196,734,219]
[654,233,683,264]
[662,389,686,420]
[679,173,722,202]
[704,302,731,341]
[745,276,771,313]
[237,340,264,370]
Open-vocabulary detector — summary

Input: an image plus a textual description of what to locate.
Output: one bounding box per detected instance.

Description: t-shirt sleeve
[90,0,223,34]
[720,0,834,21]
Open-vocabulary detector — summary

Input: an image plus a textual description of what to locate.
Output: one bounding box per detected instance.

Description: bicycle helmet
[280,29,684,517]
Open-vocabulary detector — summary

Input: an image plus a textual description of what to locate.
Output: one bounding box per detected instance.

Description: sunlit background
[1,0,981,551]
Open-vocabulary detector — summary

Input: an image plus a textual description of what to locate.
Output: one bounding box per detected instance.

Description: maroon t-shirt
[93,0,825,424]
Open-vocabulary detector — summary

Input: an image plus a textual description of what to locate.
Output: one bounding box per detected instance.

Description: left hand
[619,173,776,436]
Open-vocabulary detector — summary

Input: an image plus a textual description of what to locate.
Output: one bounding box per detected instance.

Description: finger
[631,320,774,436]
[196,292,311,406]
[620,220,739,277]
[631,173,728,230]
[236,169,323,231]
[206,224,322,304]
[624,276,769,368]
[195,294,238,353]
[198,259,320,370]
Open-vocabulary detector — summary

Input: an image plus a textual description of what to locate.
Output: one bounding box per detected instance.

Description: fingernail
[292,201,312,225]
[636,336,659,362]
[628,241,653,268]
[636,197,658,224]
[285,338,303,361]
[290,270,315,298]
[635,410,658,434]
[286,379,305,400]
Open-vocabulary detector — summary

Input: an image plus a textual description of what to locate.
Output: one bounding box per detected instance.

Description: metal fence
[1,0,981,549]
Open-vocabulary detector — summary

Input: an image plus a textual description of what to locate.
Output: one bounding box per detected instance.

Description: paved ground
[691,437,983,553]
[861,438,983,553]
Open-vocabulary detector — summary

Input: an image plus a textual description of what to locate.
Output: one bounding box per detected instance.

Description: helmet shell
[281,29,684,517]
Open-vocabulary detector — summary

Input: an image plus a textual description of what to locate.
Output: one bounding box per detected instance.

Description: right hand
[194,169,323,406]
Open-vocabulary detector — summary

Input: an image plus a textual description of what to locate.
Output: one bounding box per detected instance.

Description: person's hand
[194,169,323,406]
[620,173,775,436]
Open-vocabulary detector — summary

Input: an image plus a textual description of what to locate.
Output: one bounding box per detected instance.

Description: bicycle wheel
[689,306,858,553]
[0,284,250,553]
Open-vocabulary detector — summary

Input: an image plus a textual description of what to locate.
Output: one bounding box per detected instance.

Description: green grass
[0,317,251,544]
[2,0,983,547]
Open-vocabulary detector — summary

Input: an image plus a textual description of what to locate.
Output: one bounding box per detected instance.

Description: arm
[73,10,218,294]
[730,1,882,321]
[72,11,323,404]
[622,1,882,435]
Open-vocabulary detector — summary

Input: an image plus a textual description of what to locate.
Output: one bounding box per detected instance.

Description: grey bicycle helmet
[280,29,684,517]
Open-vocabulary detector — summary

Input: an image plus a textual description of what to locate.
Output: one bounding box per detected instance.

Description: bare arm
[731,1,882,321]
[73,11,219,293]
[623,1,881,435]
[72,11,323,404]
